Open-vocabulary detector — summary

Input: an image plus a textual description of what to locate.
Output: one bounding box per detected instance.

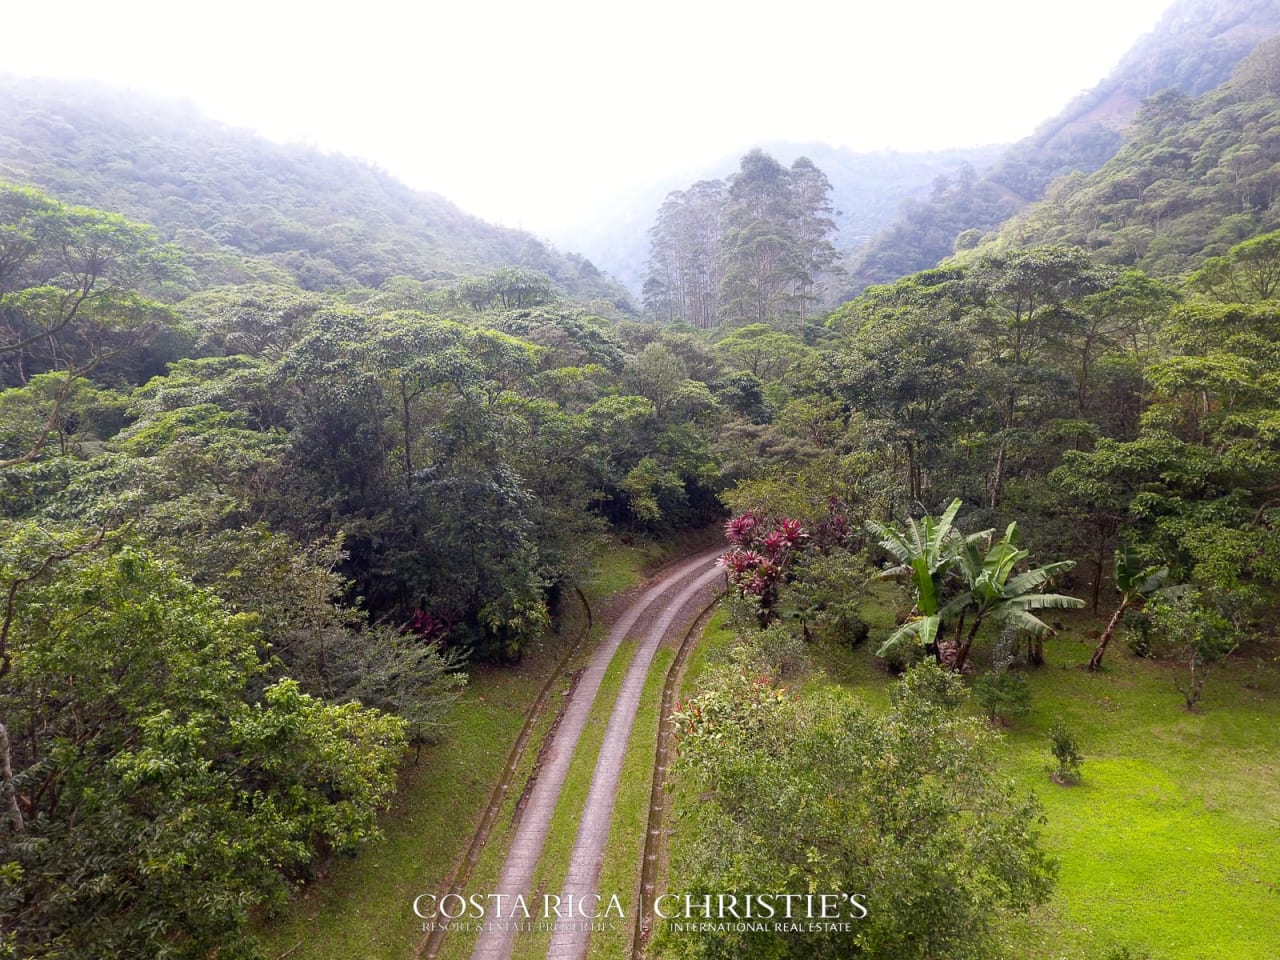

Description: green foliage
[867,498,969,655]
[0,540,405,959]
[777,546,872,648]
[0,78,632,305]
[888,658,967,709]
[667,667,1054,959]
[973,668,1032,725]
[972,629,1033,725]
[1047,719,1085,784]
[1147,590,1237,711]
[869,502,1081,668]
[944,521,1084,669]
[995,37,1280,279]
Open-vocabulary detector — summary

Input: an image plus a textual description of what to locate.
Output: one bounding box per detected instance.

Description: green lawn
[660,604,1280,960]
[990,633,1280,960]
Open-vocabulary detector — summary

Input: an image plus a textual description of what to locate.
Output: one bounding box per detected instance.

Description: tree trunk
[1092,538,1106,614]
[400,380,414,489]
[0,721,23,834]
[1028,634,1045,667]
[989,441,1007,510]
[953,615,984,672]
[1088,601,1128,671]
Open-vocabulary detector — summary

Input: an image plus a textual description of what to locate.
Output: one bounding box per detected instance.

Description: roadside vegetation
[659,589,1280,960]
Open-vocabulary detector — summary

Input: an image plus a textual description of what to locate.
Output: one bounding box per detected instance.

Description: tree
[1088,546,1176,671]
[645,181,725,327]
[645,152,838,329]
[719,150,800,325]
[666,667,1055,959]
[968,246,1114,507]
[1146,590,1236,711]
[867,498,977,660]
[0,184,174,467]
[786,156,841,319]
[1188,229,1280,303]
[0,539,405,958]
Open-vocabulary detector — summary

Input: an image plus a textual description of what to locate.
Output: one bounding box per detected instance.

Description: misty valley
[3,2,1280,959]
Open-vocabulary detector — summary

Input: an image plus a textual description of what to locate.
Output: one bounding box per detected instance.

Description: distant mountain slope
[553,141,1005,296]
[846,0,1280,294]
[981,36,1280,276]
[0,75,630,304]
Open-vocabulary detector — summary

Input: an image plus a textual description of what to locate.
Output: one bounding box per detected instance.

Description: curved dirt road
[468,550,723,960]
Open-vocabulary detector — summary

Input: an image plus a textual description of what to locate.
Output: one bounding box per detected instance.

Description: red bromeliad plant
[720,512,808,618]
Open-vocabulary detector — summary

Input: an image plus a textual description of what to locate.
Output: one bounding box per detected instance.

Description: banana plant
[943,522,1084,671]
[867,499,988,660]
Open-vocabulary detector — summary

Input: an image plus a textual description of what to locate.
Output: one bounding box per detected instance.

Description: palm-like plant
[867,499,988,659]
[943,522,1084,671]
[1087,546,1176,671]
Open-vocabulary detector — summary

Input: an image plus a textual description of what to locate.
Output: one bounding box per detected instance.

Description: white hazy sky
[5,0,1173,236]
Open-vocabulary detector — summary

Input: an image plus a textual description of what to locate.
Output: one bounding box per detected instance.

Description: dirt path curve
[469,550,723,960]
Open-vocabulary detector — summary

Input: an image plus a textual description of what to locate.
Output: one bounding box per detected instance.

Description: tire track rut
[463,550,723,960]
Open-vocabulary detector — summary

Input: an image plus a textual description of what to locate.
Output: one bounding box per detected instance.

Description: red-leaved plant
[720,511,808,618]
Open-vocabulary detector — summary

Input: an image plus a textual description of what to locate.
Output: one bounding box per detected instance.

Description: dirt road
[468,550,723,960]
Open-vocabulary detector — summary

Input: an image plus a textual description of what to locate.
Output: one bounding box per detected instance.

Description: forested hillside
[980,36,1280,276]
[846,0,1280,292]
[0,75,629,304]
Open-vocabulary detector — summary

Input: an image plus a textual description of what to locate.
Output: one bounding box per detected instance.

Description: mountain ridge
[844,0,1280,294]
[0,74,632,306]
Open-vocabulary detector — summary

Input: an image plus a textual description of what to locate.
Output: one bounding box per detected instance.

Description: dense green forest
[4,4,1280,957]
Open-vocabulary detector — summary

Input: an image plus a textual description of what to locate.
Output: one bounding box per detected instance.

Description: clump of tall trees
[644,150,840,328]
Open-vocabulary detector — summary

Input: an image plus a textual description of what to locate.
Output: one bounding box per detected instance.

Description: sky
[4,0,1174,237]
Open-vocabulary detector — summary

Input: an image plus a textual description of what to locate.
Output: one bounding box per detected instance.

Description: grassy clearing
[990,630,1280,960]
[660,599,1280,960]
[431,669,571,960]
[254,536,658,960]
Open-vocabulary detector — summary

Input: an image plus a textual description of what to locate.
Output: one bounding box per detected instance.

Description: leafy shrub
[972,628,1031,724]
[891,659,967,709]
[1120,608,1156,658]
[1148,591,1236,711]
[667,674,1055,960]
[973,668,1032,724]
[837,613,871,648]
[1048,719,1084,784]
[880,635,922,674]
